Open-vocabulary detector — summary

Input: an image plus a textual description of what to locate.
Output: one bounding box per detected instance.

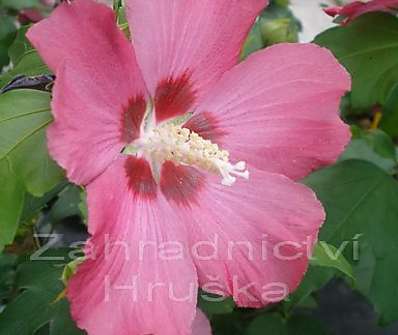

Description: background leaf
[0,253,17,304]
[339,127,397,173]
[0,89,64,197]
[245,314,329,335]
[0,159,25,252]
[283,267,334,313]
[315,13,398,111]
[0,250,84,335]
[8,26,33,66]
[380,83,398,138]
[0,0,42,11]
[0,15,17,69]
[241,1,299,59]
[305,159,398,324]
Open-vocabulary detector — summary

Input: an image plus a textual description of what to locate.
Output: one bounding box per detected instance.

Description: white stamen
[215,160,249,186]
[124,123,249,186]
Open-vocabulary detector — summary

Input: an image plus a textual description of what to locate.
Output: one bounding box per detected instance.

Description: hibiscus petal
[68,158,199,335]
[27,0,148,184]
[325,0,398,24]
[192,310,212,335]
[188,43,351,181]
[162,164,324,308]
[126,0,268,122]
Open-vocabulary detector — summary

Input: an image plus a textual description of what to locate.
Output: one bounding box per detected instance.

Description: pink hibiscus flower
[324,0,398,24]
[27,0,351,334]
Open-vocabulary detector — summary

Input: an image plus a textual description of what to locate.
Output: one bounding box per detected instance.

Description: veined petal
[68,158,198,335]
[188,43,351,181]
[126,0,268,123]
[169,166,324,308]
[27,0,148,184]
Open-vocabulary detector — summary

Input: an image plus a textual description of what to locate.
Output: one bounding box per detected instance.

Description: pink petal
[161,163,325,308]
[126,0,268,122]
[68,158,199,335]
[324,6,343,17]
[192,310,212,335]
[27,0,148,184]
[324,0,398,24]
[188,43,351,181]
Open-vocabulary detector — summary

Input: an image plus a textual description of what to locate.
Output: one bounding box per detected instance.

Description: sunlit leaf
[0,50,50,89]
[311,242,354,280]
[0,89,63,196]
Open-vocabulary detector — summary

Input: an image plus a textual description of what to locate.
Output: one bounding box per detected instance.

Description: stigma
[124,123,249,186]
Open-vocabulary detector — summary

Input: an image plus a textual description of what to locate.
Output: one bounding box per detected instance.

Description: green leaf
[21,182,68,224]
[241,24,264,60]
[311,242,354,280]
[61,257,84,286]
[0,50,50,88]
[0,0,42,10]
[0,250,85,335]
[78,190,88,223]
[0,89,64,196]
[259,18,298,46]
[380,82,398,138]
[0,253,17,303]
[12,127,65,197]
[0,15,17,69]
[246,314,286,335]
[314,13,398,110]
[241,1,299,59]
[49,185,84,223]
[0,89,51,159]
[305,159,398,324]
[198,291,235,317]
[245,314,329,335]
[283,266,334,313]
[0,159,25,252]
[8,26,33,66]
[339,127,397,174]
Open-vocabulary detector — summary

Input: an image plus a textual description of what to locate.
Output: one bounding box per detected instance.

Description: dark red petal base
[125,157,157,200]
[160,161,205,207]
[125,157,204,207]
[120,95,147,143]
[184,111,227,144]
[155,72,196,123]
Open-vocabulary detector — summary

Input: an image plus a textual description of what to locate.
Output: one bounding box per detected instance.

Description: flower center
[124,122,249,186]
